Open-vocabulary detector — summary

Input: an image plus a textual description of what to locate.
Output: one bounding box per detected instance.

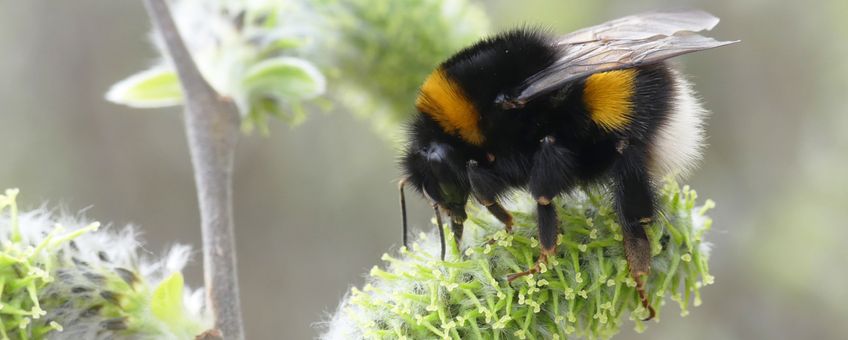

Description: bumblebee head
[402,141,471,216]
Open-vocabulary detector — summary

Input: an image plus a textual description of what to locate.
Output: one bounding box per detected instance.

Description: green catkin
[0,189,209,339]
[327,180,715,339]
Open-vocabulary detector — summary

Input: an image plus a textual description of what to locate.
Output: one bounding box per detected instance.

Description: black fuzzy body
[401,28,677,258]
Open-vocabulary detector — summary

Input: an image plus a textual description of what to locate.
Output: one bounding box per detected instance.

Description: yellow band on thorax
[583,69,637,131]
[416,69,484,145]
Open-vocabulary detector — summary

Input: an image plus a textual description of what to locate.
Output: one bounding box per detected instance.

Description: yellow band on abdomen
[583,69,637,131]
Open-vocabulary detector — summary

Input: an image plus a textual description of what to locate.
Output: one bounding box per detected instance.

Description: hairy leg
[509,136,575,282]
[613,147,658,320]
[467,159,514,232]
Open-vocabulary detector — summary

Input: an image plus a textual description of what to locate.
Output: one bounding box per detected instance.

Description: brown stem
[142,0,244,338]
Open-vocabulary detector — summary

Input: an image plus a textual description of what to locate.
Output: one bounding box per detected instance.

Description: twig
[142,0,244,339]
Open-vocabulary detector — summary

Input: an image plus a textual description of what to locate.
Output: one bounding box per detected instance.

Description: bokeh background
[1,0,846,339]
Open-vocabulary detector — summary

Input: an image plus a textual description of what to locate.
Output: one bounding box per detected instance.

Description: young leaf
[150,271,207,337]
[106,66,183,108]
[244,57,326,103]
[152,272,190,332]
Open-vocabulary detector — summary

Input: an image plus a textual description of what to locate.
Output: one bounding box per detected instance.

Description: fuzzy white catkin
[0,206,211,340]
[320,182,715,340]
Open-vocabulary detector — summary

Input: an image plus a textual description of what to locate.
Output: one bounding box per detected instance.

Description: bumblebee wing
[558,9,723,44]
[498,10,738,108]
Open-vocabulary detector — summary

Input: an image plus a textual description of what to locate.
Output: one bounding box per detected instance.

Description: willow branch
[141,0,244,339]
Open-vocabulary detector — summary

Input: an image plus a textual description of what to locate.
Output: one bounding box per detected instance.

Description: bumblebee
[398,10,736,319]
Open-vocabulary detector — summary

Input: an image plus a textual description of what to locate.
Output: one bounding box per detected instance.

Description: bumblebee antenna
[433,204,446,260]
[399,178,409,248]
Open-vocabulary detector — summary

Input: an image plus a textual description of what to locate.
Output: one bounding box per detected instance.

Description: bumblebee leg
[528,136,575,203]
[451,218,464,242]
[477,199,514,246]
[484,202,513,233]
[480,201,514,246]
[506,249,549,282]
[467,159,513,232]
[433,204,446,261]
[509,136,574,282]
[507,201,557,282]
[613,150,657,321]
[623,222,655,321]
[448,208,467,256]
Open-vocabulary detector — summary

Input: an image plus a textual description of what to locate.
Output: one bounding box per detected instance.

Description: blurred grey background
[1,0,846,339]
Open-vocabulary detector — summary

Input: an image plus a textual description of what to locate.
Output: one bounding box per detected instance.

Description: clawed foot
[507,251,550,283]
[481,201,513,245]
[632,271,656,321]
[624,235,656,321]
[485,223,514,245]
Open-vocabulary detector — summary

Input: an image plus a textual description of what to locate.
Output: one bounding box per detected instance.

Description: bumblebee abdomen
[647,69,708,177]
[578,64,706,178]
[582,69,638,132]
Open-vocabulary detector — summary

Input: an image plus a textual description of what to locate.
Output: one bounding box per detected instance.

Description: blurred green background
[1,0,846,339]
